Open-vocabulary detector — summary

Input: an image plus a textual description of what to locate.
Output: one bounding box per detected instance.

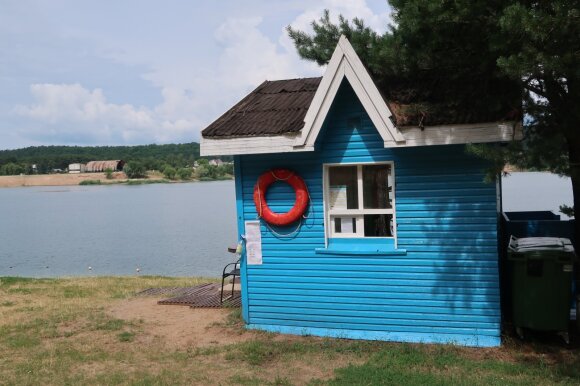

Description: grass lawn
[0,276,578,385]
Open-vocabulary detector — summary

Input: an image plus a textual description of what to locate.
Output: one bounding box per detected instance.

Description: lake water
[502,172,573,219]
[0,181,237,278]
[0,172,573,278]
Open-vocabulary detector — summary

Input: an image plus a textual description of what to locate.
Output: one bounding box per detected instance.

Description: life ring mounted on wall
[253,169,309,226]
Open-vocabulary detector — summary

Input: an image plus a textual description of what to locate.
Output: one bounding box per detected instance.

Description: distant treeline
[0,143,232,175]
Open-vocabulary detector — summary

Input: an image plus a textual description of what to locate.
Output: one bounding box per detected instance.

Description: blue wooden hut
[201,37,521,347]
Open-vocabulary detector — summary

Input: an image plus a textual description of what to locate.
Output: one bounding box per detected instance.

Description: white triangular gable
[294,35,405,150]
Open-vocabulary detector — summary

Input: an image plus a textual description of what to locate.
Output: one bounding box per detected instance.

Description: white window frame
[323,161,397,246]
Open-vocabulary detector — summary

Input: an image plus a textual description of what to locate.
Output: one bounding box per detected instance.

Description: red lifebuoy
[253,169,309,226]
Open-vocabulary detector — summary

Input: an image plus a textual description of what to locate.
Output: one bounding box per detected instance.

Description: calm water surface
[0,181,237,277]
[0,172,573,278]
[502,172,572,218]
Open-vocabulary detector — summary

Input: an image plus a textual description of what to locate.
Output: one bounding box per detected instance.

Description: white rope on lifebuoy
[270,170,294,181]
[264,217,303,238]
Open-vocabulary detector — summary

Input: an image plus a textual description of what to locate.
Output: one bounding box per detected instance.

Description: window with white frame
[324,162,395,238]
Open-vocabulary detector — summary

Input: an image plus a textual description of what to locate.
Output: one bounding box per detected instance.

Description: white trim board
[399,121,523,147]
[201,122,522,156]
[200,134,313,156]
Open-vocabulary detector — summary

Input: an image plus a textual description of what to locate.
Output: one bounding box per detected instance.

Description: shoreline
[0,172,150,188]
[0,172,232,188]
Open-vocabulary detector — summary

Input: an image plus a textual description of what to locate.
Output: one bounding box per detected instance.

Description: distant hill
[0,143,229,174]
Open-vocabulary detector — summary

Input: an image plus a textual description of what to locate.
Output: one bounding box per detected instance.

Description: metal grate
[143,283,240,308]
[136,285,215,297]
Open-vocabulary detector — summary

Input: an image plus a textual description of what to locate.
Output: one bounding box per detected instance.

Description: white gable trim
[293,35,405,149]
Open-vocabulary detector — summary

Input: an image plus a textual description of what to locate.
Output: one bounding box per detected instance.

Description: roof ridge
[262,76,322,83]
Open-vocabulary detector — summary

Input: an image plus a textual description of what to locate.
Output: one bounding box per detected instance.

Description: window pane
[328,166,358,210]
[363,164,392,209]
[364,214,393,237]
[334,216,356,234]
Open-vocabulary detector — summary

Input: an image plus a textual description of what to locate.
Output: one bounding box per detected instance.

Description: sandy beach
[0,172,144,187]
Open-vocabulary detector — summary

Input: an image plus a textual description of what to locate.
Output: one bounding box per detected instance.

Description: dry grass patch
[1,276,579,385]
[0,275,378,385]
[109,297,258,349]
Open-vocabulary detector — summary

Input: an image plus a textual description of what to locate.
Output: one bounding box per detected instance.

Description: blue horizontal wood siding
[236,80,501,347]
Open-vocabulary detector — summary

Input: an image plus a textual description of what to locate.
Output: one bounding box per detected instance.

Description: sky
[0,0,393,150]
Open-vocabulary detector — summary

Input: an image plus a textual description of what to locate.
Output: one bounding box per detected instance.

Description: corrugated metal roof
[202,77,321,138]
[85,160,125,172]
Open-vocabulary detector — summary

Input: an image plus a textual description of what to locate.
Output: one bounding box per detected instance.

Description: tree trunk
[567,137,580,286]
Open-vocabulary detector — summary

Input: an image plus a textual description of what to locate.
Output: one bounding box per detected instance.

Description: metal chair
[220,246,240,304]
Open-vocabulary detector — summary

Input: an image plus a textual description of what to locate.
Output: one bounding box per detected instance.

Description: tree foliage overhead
[288,0,579,214]
[288,3,522,127]
[497,1,579,176]
[287,10,383,68]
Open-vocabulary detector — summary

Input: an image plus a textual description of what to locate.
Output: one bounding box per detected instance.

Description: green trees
[123,161,146,179]
[195,165,215,180]
[162,165,177,180]
[288,3,579,215]
[176,168,192,180]
[0,162,25,176]
[104,168,114,179]
[194,163,232,181]
[288,3,520,128]
[162,165,193,180]
[0,143,227,174]
[496,2,579,213]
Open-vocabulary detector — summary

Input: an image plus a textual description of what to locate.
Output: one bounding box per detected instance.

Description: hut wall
[235,81,501,347]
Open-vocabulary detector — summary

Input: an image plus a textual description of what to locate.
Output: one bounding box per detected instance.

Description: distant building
[68,163,86,173]
[85,160,125,172]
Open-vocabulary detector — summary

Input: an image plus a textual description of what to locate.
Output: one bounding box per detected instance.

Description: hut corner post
[234,155,250,323]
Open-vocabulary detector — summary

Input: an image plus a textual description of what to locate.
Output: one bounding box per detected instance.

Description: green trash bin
[508,236,576,341]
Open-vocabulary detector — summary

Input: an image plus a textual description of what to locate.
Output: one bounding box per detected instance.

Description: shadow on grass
[324,339,580,386]
[316,325,580,386]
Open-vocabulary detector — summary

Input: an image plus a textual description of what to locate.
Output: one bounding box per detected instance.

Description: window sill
[316,238,406,256]
[314,247,407,256]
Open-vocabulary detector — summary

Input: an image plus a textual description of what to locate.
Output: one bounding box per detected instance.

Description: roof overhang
[201,121,522,156]
[200,36,522,157]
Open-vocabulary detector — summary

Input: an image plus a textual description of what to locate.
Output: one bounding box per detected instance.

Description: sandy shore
[0,172,139,187]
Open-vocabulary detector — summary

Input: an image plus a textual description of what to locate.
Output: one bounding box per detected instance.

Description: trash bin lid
[509,236,575,253]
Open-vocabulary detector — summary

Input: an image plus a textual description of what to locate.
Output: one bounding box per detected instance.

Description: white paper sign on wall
[244,220,262,265]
